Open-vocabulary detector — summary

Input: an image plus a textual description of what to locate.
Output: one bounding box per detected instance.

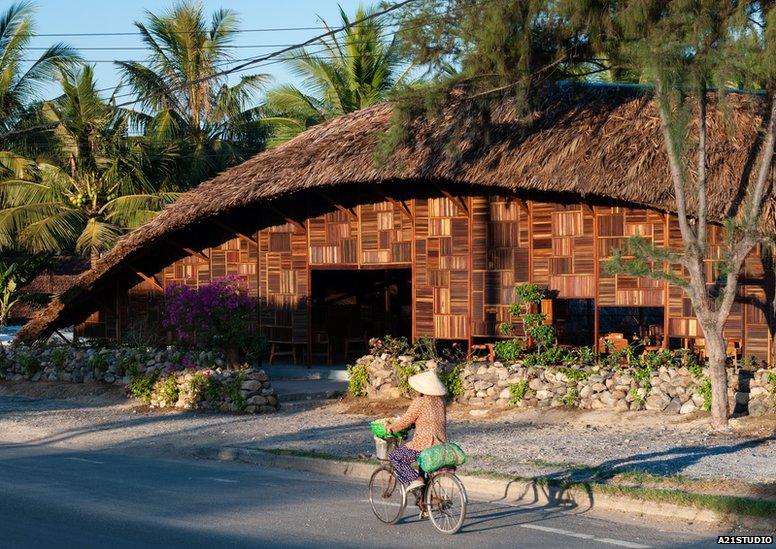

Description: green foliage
[226,371,247,411]
[396,361,423,396]
[50,348,68,371]
[767,372,776,406]
[628,387,646,406]
[368,335,409,358]
[119,348,146,378]
[17,352,40,376]
[697,377,713,412]
[156,375,180,407]
[438,364,464,397]
[0,254,54,326]
[205,376,222,407]
[127,370,161,404]
[740,355,759,371]
[267,5,409,145]
[411,336,438,360]
[639,349,675,370]
[524,347,569,367]
[494,339,524,362]
[88,352,108,374]
[501,283,555,353]
[562,387,579,407]
[347,363,369,398]
[508,379,531,405]
[557,367,591,383]
[187,371,210,403]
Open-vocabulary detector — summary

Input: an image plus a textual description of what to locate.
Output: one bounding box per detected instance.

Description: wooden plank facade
[78,194,773,362]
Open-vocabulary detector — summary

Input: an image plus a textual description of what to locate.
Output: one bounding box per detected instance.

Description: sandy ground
[1,381,774,497]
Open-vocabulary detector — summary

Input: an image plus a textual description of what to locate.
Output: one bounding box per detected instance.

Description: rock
[535,390,552,401]
[528,378,545,391]
[664,397,682,414]
[680,401,697,415]
[590,398,607,410]
[645,394,669,411]
[469,409,489,417]
[247,395,268,406]
[498,388,511,400]
[241,380,262,391]
[615,399,629,412]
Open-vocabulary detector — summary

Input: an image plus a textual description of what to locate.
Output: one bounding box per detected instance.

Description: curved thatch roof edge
[16,84,776,343]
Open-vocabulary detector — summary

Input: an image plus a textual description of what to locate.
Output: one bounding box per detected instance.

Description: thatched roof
[16,83,776,343]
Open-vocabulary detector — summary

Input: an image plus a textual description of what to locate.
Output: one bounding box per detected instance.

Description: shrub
[17,353,40,376]
[186,371,210,405]
[347,363,369,397]
[557,366,591,382]
[697,377,712,412]
[89,352,108,374]
[225,371,247,411]
[494,339,524,362]
[767,372,776,406]
[411,336,438,360]
[50,348,68,371]
[562,387,579,407]
[396,361,423,396]
[740,355,759,371]
[368,335,409,358]
[163,276,267,360]
[508,379,531,405]
[127,370,161,403]
[438,364,464,397]
[156,375,180,407]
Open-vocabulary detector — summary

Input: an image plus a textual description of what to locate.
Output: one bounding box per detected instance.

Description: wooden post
[593,206,600,352]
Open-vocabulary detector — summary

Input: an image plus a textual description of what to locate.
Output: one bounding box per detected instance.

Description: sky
[29,0,369,102]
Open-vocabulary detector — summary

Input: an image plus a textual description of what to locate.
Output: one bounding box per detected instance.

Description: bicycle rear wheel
[368,466,406,524]
[425,472,467,534]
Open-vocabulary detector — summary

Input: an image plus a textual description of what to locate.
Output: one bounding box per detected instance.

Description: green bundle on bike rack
[370,420,407,440]
[418,442,467,473]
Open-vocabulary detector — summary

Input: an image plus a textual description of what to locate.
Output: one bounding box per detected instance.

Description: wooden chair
[344,334,369,361]
[470,342,496,363]
[726,338,742,367]
[268,340,297,365]
[310,331,332,365]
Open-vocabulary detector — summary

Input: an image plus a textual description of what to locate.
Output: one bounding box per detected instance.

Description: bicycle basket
[418,442,467,473]
[374,436,399,460]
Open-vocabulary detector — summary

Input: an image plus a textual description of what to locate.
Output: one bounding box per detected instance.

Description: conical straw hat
[408,370,447,396]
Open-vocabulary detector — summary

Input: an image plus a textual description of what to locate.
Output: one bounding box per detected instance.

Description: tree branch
[697,85,708,253]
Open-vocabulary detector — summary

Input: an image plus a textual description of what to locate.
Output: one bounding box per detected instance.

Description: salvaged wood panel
[259,222,309,343]
[414,197,470,340]
[532,203,595,298]
[597,207,666,306]
[359,202,413,265]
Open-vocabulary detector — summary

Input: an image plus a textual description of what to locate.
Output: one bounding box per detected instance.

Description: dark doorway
[311,268,412,362]
[553,299,595,346]
[598,307,665,345]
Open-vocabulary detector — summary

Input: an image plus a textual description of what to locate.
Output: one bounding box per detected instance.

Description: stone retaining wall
[354,354,776,417]
[0,345,279,414]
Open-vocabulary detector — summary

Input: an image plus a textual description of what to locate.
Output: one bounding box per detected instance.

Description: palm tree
[0,2,78,141]
[0,66,177,266]
[265,5,411,143]
[116,2,270,189]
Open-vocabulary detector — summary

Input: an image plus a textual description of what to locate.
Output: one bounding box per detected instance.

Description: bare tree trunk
[90,247,99,269]
[702,324,729,429]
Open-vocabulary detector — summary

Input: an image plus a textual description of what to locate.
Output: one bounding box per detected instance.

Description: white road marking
[596,538,651,549]
[521,524,595,539]
[64,457,104,464]
[521,524,650,548]
[206,477,238,483]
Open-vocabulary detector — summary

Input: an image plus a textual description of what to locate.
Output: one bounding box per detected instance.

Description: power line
[112,0,416,110]
[30,25,398,37]
[1,0,416,138]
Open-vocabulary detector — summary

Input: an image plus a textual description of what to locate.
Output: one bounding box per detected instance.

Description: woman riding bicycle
[386,369,447,493]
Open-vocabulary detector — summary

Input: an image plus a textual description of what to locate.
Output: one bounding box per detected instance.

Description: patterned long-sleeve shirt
[390,395,447,451]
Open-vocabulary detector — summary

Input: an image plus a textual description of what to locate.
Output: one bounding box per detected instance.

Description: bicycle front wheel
[368,466,406,524]
[425,472,467,534]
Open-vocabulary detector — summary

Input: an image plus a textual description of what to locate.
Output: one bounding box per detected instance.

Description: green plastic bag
[370,420,407,440]
[418,442,467,473]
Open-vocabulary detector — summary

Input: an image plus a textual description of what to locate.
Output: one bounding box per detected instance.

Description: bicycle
[368,435,468,535]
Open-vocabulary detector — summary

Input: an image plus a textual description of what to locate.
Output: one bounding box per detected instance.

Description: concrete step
[272,379,348,403]
[265,365,349,382]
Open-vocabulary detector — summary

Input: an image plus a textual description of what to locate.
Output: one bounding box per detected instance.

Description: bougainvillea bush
[163,276,266,363]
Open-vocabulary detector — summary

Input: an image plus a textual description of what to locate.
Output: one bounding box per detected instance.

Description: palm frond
[100,192,178,227]
[74,217,122,255]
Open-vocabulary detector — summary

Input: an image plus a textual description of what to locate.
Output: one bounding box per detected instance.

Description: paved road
[0,443,720,549]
